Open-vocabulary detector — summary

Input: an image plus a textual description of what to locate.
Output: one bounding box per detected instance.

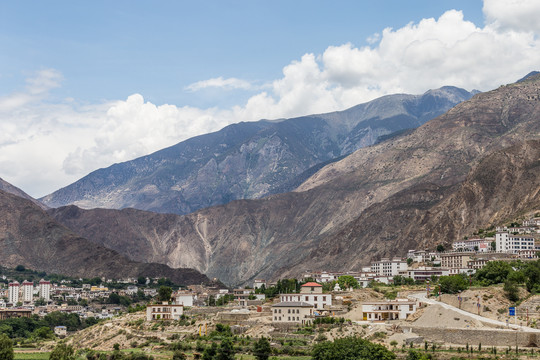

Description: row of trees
[0,312,99,339]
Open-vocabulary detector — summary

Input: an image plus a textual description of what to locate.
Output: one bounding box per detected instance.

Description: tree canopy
[312,336,395,360]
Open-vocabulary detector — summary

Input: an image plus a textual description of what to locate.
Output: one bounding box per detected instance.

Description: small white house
[146,302,184,321]
[54,326,67,337]
[361,299,417,321]
[175,293,194,307]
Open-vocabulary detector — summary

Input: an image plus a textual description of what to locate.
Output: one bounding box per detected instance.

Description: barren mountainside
[41,87,474,215]
[49,75,540,286]
[0,189,211,285]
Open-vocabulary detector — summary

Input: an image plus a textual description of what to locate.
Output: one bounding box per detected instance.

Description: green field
[14,353,50,360]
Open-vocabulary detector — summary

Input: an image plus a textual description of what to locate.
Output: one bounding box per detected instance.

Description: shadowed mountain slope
[0,189,211,285]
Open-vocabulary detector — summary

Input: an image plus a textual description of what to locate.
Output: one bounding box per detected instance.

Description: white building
[452,238,492,252]
[371,258,407,277]
[496,232,535,254]
[175,292,194,307]
[21,280,33,303]
[361,299,417,321]
[253,279,266,289]
[146,302,184,321]
[8,281,19,304]
[279,282,332,310]
[272,302,314,325]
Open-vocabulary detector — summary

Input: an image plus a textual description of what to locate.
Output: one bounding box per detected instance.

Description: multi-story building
[371,258,407,277]
[146,302,184,321]
[452,238,492,252]
[440,252,474,269]
[8,281,19,304]
[39,279,51,302]
[271,302,314,325]
[496,232,535,253]
[21,280,33,303]
[400,267,450,282]
[361,299,417,321]
[279,282,332,310]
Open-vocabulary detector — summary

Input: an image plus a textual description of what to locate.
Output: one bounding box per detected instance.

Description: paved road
[409,292,540,333]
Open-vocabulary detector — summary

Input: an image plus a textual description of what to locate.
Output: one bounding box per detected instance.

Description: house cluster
[0,276,160,320]
[301,226,540,288]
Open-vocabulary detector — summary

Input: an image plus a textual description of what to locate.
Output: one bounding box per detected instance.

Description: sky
[1,0,540,197]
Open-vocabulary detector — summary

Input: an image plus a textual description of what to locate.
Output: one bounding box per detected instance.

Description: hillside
[0,177,48,210]
[49,75,540,286]
[0,189,211,285]
[41,87,474,215]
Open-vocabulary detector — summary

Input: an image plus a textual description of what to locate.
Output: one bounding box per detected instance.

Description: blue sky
[0,1,483,107]
[1,0,540,197]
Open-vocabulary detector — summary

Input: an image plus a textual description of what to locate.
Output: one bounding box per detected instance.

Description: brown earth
[49,75,540,286]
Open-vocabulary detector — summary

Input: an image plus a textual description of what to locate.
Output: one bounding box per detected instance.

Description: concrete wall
[403,326,538,347]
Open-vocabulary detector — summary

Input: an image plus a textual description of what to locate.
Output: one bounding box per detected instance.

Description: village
[2,220,540,358]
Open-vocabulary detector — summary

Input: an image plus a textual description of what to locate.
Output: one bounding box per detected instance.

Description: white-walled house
[146,302,184,321]
[361,299,417,321]
[272,301,314,325]
[175,292,194,307]
[279,282,332,310]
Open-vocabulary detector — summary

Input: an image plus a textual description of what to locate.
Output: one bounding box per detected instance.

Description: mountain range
[44,74,540,286]
[0,183,213,285]
[40,86,476,215]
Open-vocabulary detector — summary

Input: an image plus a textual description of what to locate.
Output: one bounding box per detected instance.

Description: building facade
[361,299,417,321]
[8,281,19,304]
[146,303,184,321]
[272,302,314,325]
[371,258,407,277]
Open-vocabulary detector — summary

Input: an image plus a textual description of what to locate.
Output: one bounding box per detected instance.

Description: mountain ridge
[41,86,475,215]
[48,74,540,286]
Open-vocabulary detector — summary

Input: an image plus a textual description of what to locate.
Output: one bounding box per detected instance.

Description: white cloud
[484,0,540,33]
[185,76,253,92]
[2,1,540,198]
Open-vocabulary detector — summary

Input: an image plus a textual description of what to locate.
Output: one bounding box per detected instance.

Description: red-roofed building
[279,282,332,310]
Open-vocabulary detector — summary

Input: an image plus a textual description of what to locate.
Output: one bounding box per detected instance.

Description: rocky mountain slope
[49,75,540,286]
[0,189,211,285]
[41,87,475,215]
[0,177,48,210]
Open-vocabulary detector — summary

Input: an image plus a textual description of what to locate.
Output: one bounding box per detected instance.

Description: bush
[49,343,75,360]
[0,333,14,360]
[312,336,395,360]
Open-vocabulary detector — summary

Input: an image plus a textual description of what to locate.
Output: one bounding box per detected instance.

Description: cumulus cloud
[185,76,254,91]
[3,1,540,197]
[484,0,540,33]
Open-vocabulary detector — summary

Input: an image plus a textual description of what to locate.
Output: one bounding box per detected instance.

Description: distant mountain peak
[41,86,476,216]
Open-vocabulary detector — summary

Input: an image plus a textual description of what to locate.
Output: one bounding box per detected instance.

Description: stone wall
[403,326,538,347]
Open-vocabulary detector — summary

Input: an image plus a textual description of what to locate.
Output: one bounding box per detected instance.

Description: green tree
[202,342,218,360]
[337,275,359,290]
[49,343,75,360]
[504,280,520,302]
[157,286,173,302]
[436,244,445,252]
[215,337,235,360]
[137,276,146,285]
[253,337,271,360]
[35,297,46,306]
[475,261,513,285]
[15,265,25,272]
[312,336,395,360]
[438,274,468,294]
[0,333,14,360]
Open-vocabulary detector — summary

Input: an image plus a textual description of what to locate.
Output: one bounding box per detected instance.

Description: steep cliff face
[41,87,474,215]
[0,189,211,285]
[49,75,540,286]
